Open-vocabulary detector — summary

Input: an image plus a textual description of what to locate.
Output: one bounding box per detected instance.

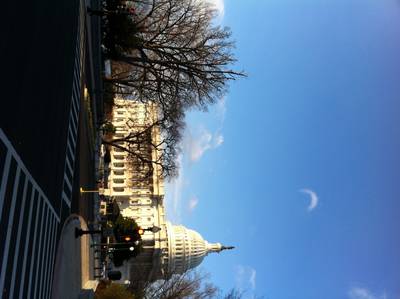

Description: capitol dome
[165,222,233,274]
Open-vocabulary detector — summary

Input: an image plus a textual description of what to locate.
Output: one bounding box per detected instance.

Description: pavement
[50,1,106,296]
[51,215,98,299]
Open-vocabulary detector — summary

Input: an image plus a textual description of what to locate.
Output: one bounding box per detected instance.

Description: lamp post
[91,242,139,247]
[109,247,134,252]
[75,227,102,238]
[80,187,104,194]
[143,226,161,233]
[108,245,137,252]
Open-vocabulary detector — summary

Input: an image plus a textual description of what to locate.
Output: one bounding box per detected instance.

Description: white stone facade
[104,98,232,281]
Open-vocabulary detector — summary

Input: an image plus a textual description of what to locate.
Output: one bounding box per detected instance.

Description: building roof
[166,222,233,274]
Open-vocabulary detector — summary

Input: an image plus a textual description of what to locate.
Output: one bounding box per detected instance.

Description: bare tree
[102,101,184,180]
[127,269,252,299]
[105,0,246,111]
[222,289,244,299]
[140,270,219,299]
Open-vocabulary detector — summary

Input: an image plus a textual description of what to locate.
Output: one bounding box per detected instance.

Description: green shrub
[110,216,143,266]
[103,0,141,59]
[102,122,116,134]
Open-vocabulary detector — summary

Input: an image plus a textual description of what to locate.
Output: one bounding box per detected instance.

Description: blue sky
[165,1,400,298]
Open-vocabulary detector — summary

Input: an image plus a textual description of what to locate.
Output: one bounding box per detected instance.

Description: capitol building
[103,98,232,281]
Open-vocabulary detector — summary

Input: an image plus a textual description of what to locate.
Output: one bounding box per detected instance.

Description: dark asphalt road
[71,91,96,224]
[0,0,79,212]
[0,0,101,297]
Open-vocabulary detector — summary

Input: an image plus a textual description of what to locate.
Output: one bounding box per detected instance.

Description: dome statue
[165,222,234,275]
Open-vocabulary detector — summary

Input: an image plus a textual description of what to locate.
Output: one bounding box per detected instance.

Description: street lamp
[142,226,161,233]
[108,245,137,253]
[75,227,102,238]
[91,240,140,248]
[80,187,104,194]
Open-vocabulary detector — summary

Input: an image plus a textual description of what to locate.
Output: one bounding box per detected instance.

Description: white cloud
[188,195,199,212]
[166,97,227,219]
[206,0,225,19]
[187,128,224,162]
[299,188,319,212]
[215,133,224,147]
[189,129,212,162]
[348,287,387,299]
[235,265,257,292]
[165,154,184,223]
[183,97,227,162]
[249,268,256,290]
[215,96,227,122]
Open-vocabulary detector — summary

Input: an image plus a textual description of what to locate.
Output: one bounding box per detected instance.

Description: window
[113,179,124,184]
[113,170,124,175]
[113,187,124,192]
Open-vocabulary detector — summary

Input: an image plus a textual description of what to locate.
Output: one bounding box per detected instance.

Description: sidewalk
[51,215,97,299]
